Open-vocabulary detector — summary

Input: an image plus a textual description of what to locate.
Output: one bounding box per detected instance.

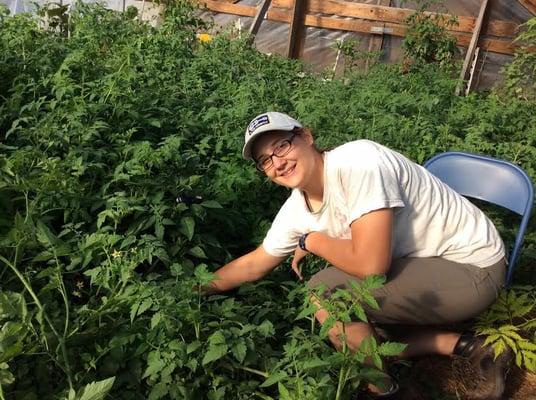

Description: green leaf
[352,303,368,322]
[201,200,223,209]
[148,382,168,400]
[360,335,378,354]
[151,312,163,329]
[518,340,536,351]
[301,358,332,370]
[516,349,523,368]
[207,387,226,400]
[372,353,383,370]
[137,298,153,317]
[492,339,506,360]
[502,335,518,354]
[202,331,228,365]
[155,221,164,241]
[36,220,57,248]
[498,325,519,333]
[361,292,379,310]
[202,343,228,366]
[0,362,14,385]
[378,342,407,356]
[188,246,207,259]
[130,301,140,323]
[75,377,115,400]
[257,320,275,338]
[187,341,202,355]
[179,217,195,241]
[194,264,214,286]
[483,333,501,347]
[277,382,292,400]
[260,371,288,387]
[0,292,27,320]
[362,274,386,290]
[319,316,336,339]
[524,352,536,372]
[295,304,317,320]
[231,341,247,363]
[143,351,165,379]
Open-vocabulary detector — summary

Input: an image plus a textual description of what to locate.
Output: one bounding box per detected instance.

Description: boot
[453,332,513,400]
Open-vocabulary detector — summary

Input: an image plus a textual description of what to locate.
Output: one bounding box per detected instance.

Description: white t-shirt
[263,140,505,268]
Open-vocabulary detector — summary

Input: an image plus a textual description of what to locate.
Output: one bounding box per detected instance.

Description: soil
[396,355,536,400]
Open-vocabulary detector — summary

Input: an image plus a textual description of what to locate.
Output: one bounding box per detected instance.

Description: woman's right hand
[291,246,308,281]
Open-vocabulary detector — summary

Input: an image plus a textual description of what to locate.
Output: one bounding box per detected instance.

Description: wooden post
[455,0,489,96]
[366,0,391,72]
[287,0,306,59]
[465,47,481,95]
[247,0,272,45]
[519,0,536,15]
[197,0,518,55]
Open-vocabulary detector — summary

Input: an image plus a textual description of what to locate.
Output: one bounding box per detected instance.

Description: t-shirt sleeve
[262,194,302,257]
[338,142,405,224]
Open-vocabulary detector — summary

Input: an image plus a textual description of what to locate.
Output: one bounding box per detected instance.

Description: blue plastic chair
[424,151,534,286]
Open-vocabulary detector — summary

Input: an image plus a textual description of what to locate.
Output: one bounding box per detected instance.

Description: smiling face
[251,129,322,191]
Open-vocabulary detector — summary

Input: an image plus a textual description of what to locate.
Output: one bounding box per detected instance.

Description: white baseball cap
[242,111,303,160]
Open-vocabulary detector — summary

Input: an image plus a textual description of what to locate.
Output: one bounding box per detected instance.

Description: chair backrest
[424,151,534,286]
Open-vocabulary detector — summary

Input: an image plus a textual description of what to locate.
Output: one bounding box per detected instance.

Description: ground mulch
[395,355,536,399]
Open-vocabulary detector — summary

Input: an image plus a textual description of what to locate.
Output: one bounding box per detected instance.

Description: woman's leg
[308,257,505,326]
[310,295,395,395]
[307,257,508,397]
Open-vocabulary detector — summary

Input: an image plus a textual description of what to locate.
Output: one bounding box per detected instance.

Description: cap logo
[248,114,270,135]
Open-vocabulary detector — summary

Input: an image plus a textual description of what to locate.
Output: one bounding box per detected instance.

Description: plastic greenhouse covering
[1,0,534,90]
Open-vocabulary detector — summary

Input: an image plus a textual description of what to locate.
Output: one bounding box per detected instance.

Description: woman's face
[251,129,318,190]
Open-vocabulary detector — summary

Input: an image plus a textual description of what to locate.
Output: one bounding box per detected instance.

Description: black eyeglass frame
[254,133,298,172]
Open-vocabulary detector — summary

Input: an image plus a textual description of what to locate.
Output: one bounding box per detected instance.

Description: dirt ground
[395,356,536,400]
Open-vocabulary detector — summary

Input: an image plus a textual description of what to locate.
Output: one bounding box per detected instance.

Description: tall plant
[402,0,459,72]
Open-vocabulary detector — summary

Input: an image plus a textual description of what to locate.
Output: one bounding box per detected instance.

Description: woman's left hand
[291,246,308,281]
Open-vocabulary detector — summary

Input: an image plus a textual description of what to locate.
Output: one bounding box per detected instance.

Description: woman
[208,111,512,399]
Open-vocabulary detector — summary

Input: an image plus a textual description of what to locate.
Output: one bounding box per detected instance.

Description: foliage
[500,17,536,101]
[402,0,459,72]
[0,1,535,399]
[331,38,382,75]
[475,286,536,372]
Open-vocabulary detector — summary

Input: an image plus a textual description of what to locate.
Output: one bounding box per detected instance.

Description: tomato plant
[0,1,535,399]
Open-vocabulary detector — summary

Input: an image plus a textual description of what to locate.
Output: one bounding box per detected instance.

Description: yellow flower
[111,249,121,259]
[197,33,213,43]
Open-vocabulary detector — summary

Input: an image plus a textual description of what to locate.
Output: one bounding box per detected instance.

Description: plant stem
[253,392,274,400]
[57,271,70,339]
[335,324,349,400]
[233,365,269,378]
[0,254,74,391]
[335,364,346,400]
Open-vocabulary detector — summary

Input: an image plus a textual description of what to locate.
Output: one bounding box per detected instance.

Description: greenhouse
[0,0,535,399]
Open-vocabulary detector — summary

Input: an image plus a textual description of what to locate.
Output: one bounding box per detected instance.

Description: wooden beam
[465,47,480,95]
[247,0,272,43]
[519,0,536,15]
[198,1,517,55]
[456,0,489,95]
[366,0,391,71]
[272,0,517,38]
[287,0,306,58]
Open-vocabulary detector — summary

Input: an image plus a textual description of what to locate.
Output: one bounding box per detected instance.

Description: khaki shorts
[307,257,506,325]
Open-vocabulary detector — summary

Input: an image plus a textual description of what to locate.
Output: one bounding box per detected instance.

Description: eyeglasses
[255,134,297,172]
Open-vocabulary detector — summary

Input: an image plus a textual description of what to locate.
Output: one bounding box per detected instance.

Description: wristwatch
[299,232,312,252]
